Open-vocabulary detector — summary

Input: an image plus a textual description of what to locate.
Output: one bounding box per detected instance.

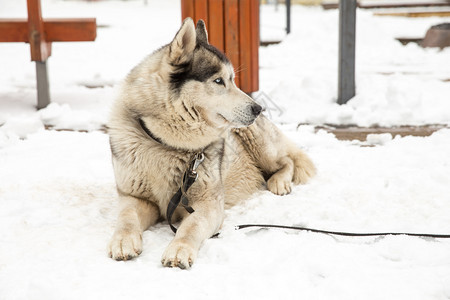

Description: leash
[165,157,450,239]
[235,224,450,239]
[137,117,207,234]
[166,152,205,234]
[139,119,450,240]
[164,154,450,239]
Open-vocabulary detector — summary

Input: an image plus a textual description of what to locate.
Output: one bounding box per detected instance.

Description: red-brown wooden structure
[0,0,96,109]
[181,0,259,94]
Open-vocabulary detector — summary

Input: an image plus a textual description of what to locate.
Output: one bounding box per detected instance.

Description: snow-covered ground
[1,1,450,299]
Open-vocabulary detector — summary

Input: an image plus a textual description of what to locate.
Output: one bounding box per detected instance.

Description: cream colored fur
[107,18,315,269]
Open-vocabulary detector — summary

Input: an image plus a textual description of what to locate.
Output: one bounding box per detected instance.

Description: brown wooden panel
[27,0,51,61]
[207,0,224,51]
[45,18,96,42]
[0,18,96,43]
[181,0,195,21]
[0,20,29,42]
[195,0,209,28]
[224,0,240,87]
[238,0,251,92]
[249,0,259,92]
[180,0,259,92]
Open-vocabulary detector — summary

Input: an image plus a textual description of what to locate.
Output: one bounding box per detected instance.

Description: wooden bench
[181,0,259,94]
[0,0,96,109]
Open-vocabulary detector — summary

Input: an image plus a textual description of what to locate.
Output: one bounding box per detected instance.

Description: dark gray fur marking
[182,100,196,121]
[169,42,230,92]
[218,139,225,181]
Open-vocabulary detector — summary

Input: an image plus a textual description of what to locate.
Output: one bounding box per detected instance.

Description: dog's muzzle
[240,103,262,125]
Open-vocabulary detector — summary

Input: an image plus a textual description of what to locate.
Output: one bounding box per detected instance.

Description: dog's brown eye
[214,78,224,86]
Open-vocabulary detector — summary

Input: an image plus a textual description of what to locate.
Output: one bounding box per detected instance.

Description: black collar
[138,118,164,145]
[138,117,211,154]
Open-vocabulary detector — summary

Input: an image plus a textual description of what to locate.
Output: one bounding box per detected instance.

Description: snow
[259,6,450,126]
[1,1,450,299]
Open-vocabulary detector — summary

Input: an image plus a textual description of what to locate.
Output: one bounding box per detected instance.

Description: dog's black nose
[251,104,262,117]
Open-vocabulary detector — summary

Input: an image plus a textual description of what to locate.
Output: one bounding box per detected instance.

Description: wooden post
[27,0,51,61]
[338,0,356,105]
[250,0,259,92]
[208,0,224,51]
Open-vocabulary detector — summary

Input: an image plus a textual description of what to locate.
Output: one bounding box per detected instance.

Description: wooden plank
[322,2,340,10]
[0,19,96,42]
[360,1,450,9]
[338,0,356,105]
[27,0,51,61]
[396,37,423,45]
[323,1,450,10]
[317,125,447,141]
[224,0,240,87]
[374,10,450,17]
[250,0,259,92]
[195,0,209,28]
[208,0,224,51]
[44,18,96,41]
[181,0,195,21]
[239,0,252,92]
[0,20,28,42]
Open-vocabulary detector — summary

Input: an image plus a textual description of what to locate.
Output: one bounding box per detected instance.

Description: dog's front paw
[292,152,316,184]
[267,175,292,196]
[161,240,197,269]
[108,229,143,261]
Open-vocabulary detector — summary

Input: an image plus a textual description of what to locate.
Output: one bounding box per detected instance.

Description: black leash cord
[167,172,196,234]
[235,224,450,239]
[167,152,205,234]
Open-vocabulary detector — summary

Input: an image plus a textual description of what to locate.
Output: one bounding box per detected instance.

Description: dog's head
[167,18,262,128]
[121,18,262,150]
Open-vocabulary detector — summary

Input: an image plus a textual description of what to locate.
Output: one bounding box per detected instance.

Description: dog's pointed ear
[195,19,209,45]
[169,18,196,63]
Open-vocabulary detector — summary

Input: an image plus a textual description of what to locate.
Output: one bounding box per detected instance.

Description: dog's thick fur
[108,18,315,268]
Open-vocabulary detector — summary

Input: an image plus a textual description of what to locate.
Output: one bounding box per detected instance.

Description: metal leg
[338,0,356,105]
[286,0,291,34]
[35,60,50,109]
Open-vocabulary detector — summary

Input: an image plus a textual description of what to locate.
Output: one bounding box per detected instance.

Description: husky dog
[108,18,315,269]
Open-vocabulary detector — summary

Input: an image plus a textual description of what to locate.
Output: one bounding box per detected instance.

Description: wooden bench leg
[35,60,50,109]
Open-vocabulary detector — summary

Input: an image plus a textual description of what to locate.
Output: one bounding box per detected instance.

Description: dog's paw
[108,229,143,261]
[267,175,292,196]
[161,240,197,269]
[292,152,316,185]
